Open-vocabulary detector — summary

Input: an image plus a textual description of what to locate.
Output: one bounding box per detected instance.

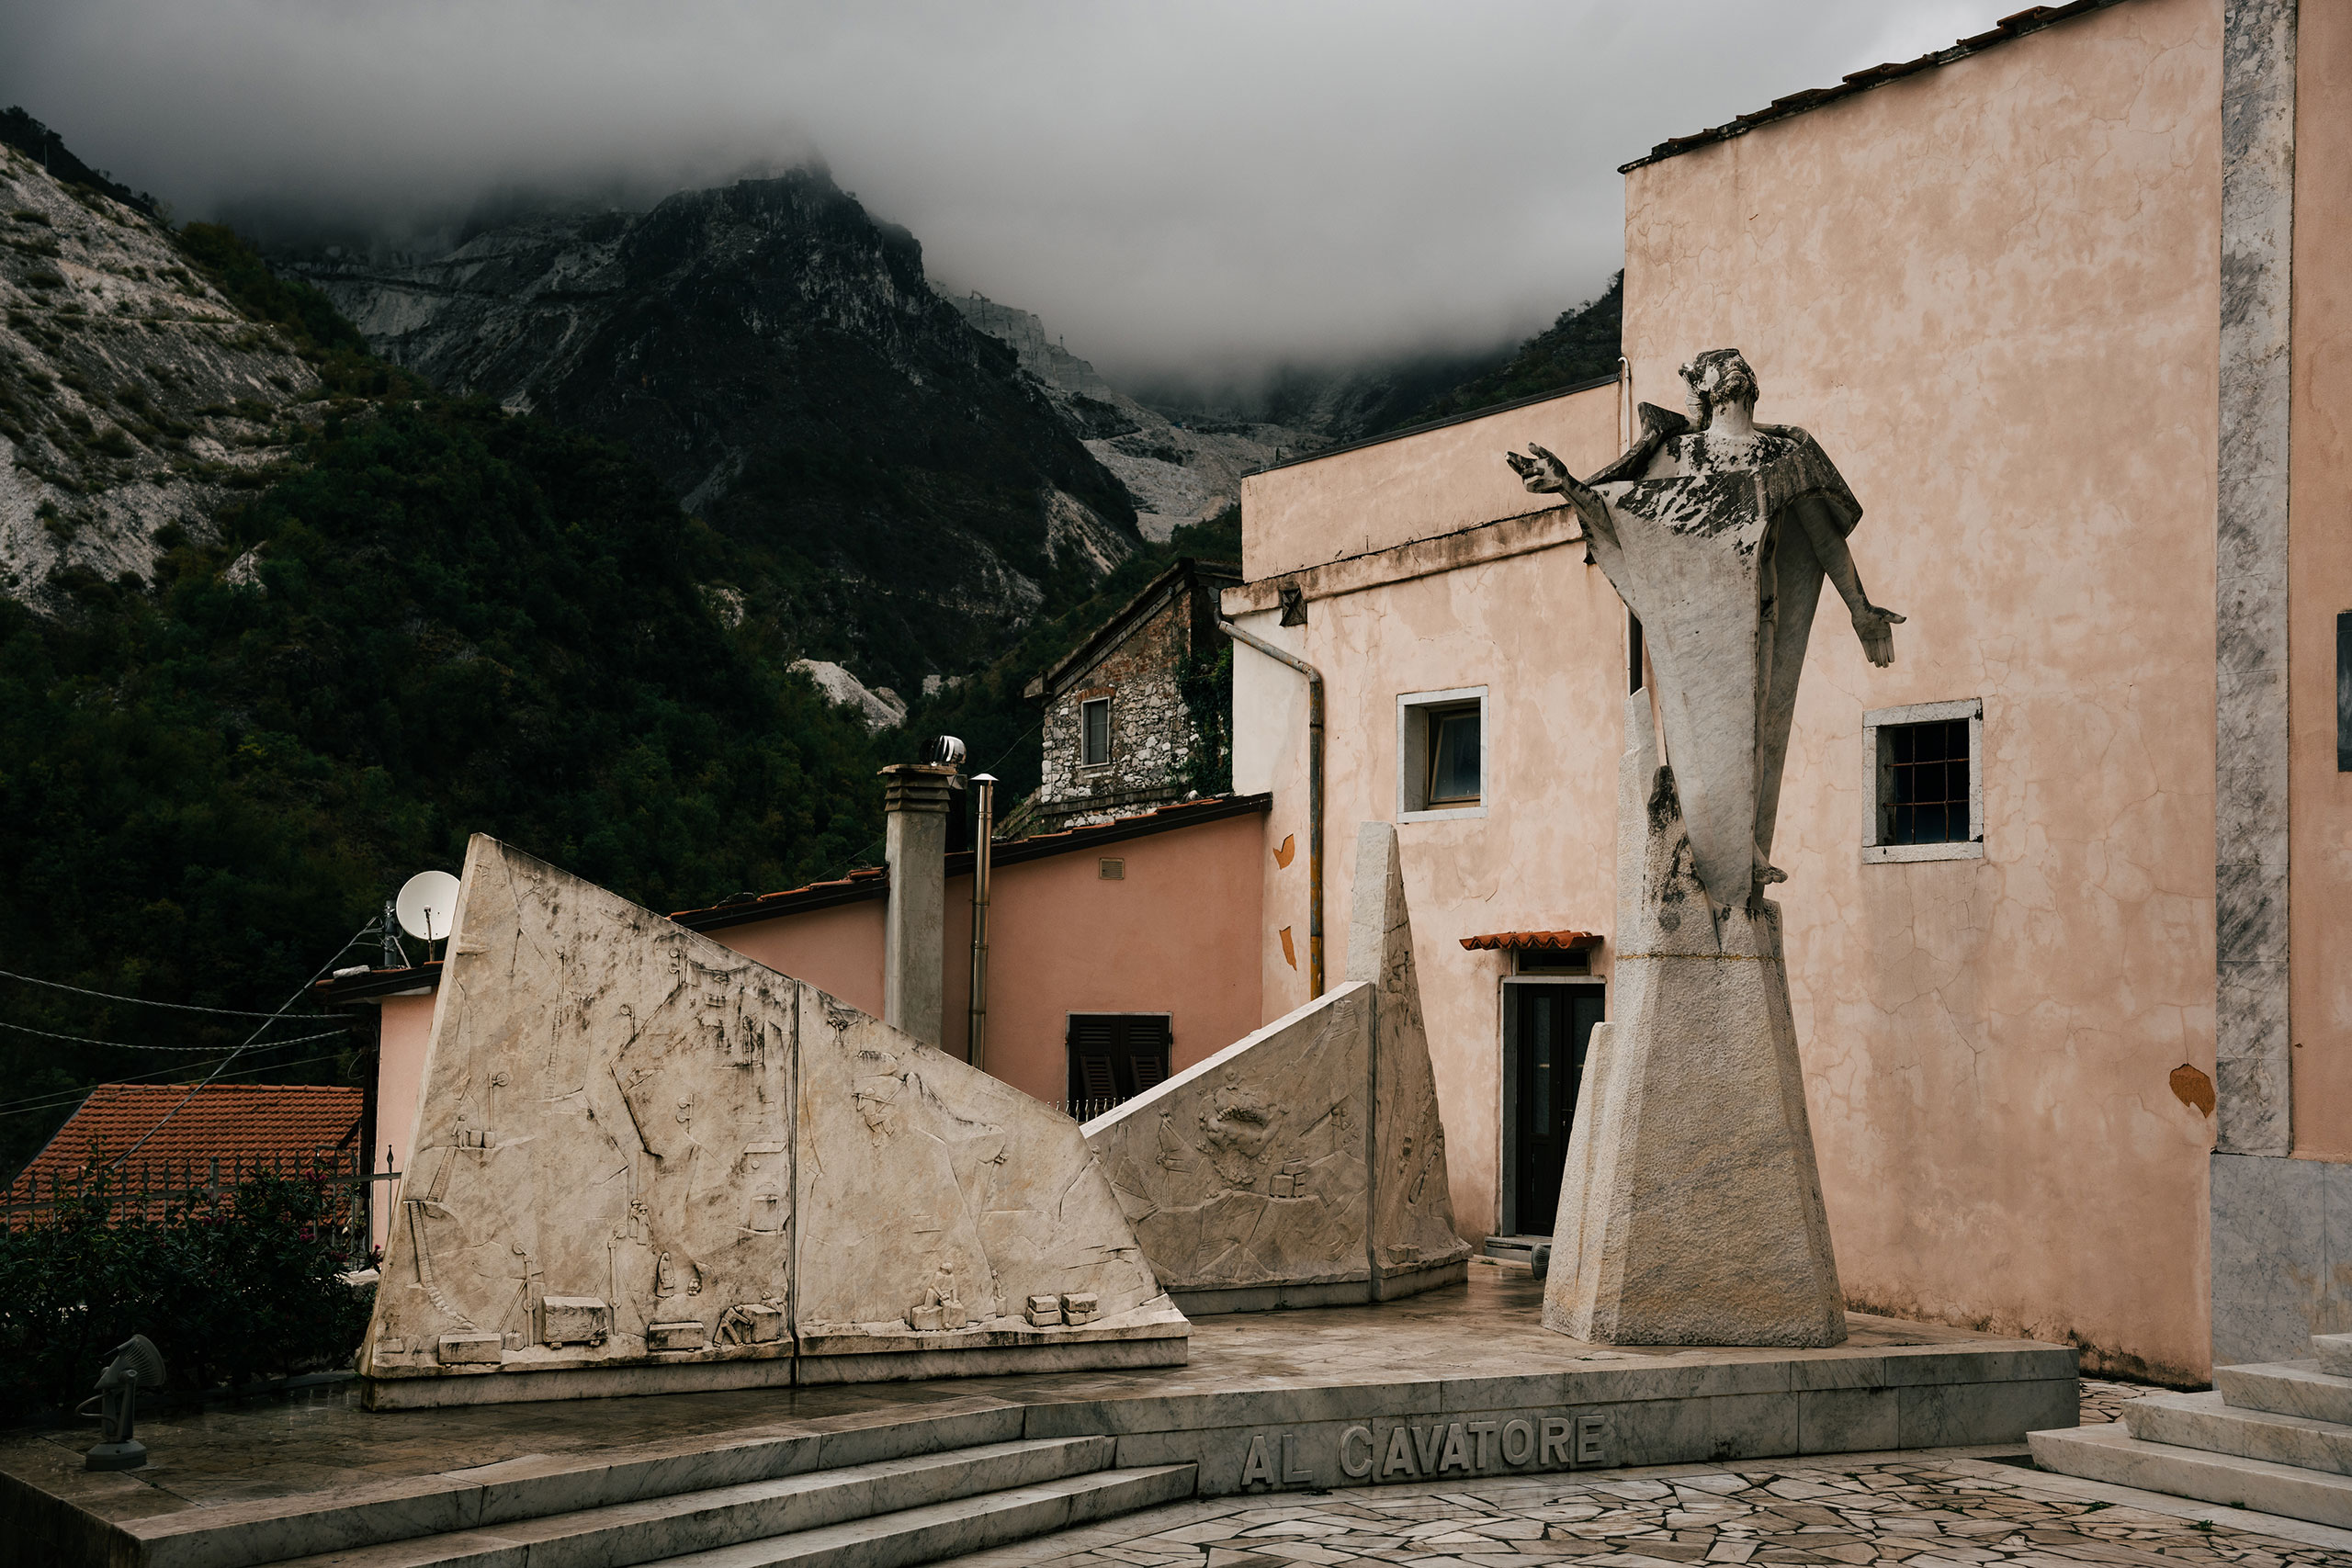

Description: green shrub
[0,1170,375,1418]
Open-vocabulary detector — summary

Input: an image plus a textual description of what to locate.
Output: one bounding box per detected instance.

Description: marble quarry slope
[1083,822,1468,1310]
[363,834,1180,1403]
[0,145,327,608]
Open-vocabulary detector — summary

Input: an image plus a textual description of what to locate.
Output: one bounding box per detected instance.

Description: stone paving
[940,1457,2348,1568]
[2077,1379,2154,1427]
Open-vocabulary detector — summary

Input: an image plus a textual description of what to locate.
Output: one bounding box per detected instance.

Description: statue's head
[1678,348,1758,427]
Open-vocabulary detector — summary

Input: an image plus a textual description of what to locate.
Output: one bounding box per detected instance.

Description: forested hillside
[0,139,898,1174]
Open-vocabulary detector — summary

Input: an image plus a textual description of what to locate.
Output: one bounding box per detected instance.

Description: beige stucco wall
[1617,0,2222,1379]
[1235,385,1628,1239]
[1242,387,1623,581]
[2289,0,2352,1161]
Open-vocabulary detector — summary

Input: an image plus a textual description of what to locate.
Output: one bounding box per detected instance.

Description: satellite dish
[395,870,462,944]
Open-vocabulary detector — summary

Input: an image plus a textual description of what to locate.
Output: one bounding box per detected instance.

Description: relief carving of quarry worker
[1508,348,1903,913]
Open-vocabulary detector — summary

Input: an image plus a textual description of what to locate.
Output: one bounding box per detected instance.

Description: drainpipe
[1218,616,1325,998]
[968,773,996,1072]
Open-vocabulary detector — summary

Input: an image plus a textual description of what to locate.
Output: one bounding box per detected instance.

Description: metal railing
[1049,1097,1131,1122]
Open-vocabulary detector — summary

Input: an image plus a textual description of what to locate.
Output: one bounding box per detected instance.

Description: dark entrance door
[1510,984,1604,1235]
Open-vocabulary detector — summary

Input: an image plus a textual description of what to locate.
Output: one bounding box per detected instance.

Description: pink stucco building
[1230,0,2347,1383]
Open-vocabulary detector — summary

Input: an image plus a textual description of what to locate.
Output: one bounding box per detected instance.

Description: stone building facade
[1027,558,1238,831]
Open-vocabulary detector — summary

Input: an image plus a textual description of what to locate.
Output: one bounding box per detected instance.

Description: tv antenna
[395,870,462,961]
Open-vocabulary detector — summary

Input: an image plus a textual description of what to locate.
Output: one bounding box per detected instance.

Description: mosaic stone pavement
[2077,1379,2154,1426]
[941,1458,2347,1568]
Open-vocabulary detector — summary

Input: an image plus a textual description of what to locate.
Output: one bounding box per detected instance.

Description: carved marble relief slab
[794,985,1177,1355]
[1349,823,1472,1282]
[362,835,1182,1395]
[1087,985,1375,1293]
[1085,821,1469,1305]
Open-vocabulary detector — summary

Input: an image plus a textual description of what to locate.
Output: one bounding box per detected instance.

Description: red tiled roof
[1459,931,1602,953]
[1621,1,2130,173]
[8,1083,363,1198]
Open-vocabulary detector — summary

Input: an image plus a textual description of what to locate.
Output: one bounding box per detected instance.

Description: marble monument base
[1544,699,1846,1348]
[1170,1257,1469,1316]
[363,1304,1193,1409]
[2,1274,2079,1568]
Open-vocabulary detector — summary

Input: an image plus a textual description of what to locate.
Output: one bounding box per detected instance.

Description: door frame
[1497,977,1604,1238]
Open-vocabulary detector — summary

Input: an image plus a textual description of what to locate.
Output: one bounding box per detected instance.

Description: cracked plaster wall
[1618,0,2224,1379]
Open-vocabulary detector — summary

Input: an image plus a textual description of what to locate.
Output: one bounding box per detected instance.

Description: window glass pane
[1081,700,1110,765]
[1430,708,1481,803]
[1881,717,1970,844]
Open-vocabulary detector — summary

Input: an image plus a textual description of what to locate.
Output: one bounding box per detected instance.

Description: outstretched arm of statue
[1506,445,1615,547]
[1795,499,1903,667]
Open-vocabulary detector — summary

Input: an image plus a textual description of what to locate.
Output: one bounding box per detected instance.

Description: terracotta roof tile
[9,1083,362,1198]
[1458,931,1603,952]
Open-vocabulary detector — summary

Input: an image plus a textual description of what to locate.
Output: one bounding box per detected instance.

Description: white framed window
[1080,696,1112,767]
[1862,698,1984,863]
[1397,685,1487,821]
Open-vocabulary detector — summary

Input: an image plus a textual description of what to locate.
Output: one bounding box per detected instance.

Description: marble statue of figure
[1508,348,1904,911]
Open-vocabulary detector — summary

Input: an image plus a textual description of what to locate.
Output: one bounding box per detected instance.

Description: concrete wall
[707,811,1265,1109]
[1234,388,1629,1243]
[1618,0,2224,1381]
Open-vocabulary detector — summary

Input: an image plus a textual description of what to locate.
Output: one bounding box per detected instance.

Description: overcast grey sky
[3,3,2016,385]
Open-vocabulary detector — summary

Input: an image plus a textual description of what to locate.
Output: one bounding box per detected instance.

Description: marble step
[2125,1390,2352,1475]
[271,1438,1124,1568]
[657,1464,1199,1568]
[2030,1422,2352,1529]
[2217,1360,2352,1426]
[2314,1334,2352,1379]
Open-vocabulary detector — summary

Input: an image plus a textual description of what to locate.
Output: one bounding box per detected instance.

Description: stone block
[435,1333,503,1365]
[542,1298,610,1348]
[1062,1292,1097,1325]
[2031,1421,2352,1530]
[1082,821,1467,1309]
[718,1303,787,1346]
[2128,1390,2352,1475]
[1025,1295,1064,1327]
[645,1322,705,1352]
[2215,1361,2352,1426]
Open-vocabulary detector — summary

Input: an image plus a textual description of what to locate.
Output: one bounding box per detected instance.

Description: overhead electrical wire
[0,964,346,1019]
[0,1035,335,1116]
[0,1018,350,1051]
[106,920,379,1168]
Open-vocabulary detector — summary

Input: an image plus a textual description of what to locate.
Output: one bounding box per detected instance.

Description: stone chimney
[880,763,956,1046]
